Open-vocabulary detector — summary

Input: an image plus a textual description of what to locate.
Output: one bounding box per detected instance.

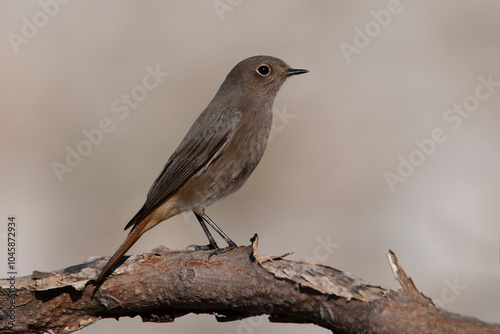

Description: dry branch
[0,235,499,334]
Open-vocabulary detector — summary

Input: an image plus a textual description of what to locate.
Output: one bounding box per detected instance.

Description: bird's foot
[208,245,237,259]
[185,243,218,251]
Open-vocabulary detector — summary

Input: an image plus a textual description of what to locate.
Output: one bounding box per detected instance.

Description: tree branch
[1,235,498,333]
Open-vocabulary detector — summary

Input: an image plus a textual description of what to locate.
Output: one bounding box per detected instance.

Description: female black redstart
[97,55,308,281]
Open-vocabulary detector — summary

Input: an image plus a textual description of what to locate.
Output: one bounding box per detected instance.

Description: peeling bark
[0,236,498,333]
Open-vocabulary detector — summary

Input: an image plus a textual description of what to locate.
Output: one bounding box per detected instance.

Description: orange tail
[96,215,152,282]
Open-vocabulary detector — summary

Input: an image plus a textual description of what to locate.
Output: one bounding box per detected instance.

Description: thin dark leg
[194,212,220,249]
[200,213,237,248]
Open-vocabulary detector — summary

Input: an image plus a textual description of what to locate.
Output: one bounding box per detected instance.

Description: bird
[96,55,308,281]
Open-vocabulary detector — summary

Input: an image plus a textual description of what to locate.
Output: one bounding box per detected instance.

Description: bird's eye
[256,65,270,76]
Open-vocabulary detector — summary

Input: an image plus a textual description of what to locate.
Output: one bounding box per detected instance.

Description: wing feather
[124,107,240,232]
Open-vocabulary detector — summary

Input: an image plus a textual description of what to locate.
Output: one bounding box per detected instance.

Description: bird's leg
[200,213,237,248]
[198,213,238,259]
[187,211,237,255]
[186,212,220,251]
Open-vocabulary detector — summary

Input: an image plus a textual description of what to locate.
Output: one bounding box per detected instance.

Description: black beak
[283,68,309,76]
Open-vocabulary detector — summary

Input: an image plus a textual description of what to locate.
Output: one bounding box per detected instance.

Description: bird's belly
[175,131,268,211]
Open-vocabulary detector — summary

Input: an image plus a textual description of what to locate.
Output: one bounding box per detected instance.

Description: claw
[208,245,237,260]
[186,243,218,251]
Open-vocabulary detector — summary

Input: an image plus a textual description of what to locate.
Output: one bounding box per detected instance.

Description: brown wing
[124,106,241,232]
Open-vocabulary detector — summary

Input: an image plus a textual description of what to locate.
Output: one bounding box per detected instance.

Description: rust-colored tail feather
[96,215,152,282]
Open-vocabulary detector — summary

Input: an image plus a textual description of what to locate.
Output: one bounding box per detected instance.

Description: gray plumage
[97,55,308,281]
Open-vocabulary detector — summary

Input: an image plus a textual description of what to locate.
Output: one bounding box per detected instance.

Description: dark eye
[256,65,270,76]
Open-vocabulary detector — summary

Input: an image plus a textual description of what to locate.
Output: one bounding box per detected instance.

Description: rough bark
[0,235,498,333]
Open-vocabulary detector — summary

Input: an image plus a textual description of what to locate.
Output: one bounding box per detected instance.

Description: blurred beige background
[1,1,499,332]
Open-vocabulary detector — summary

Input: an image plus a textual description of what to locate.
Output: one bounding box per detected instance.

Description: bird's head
[220,55,308,102]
